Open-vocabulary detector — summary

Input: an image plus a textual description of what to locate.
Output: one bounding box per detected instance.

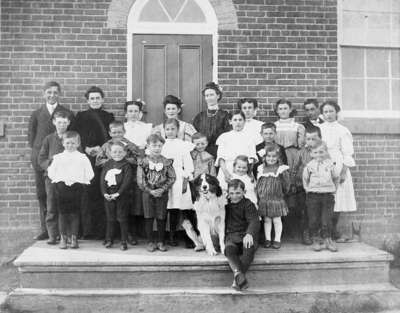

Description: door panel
[179,46,200,121]
[143,46,167,125]
[132,34,212,125]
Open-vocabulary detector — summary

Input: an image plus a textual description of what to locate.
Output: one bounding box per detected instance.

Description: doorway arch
[126,0,219,124]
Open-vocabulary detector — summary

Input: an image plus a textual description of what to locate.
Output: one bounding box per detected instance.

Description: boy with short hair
[28,81,75,240]
[95,120,141,167]
[47,131,94,249]
[254,122,287,177]
[302,98,324,131]
[191,132,216,178]
[38,111,71,244]
[96,120,141,245]
[303,140,338,252]
[237,98,263,145]
[291,126,322,245]
[224,179,260,290]
[100,141,133,251]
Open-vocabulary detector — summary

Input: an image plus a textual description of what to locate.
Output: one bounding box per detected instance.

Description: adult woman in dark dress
[75,86,114,239]
[192,82,231,158]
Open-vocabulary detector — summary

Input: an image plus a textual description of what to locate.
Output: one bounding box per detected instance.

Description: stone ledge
[341,118,400,135]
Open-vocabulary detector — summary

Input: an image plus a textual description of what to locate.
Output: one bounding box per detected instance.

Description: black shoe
[34,232,49,240]
[47,238,57,245]
[263,240,272,248]
[168,232,178,247]
[120,241,128,251]
[272,241,281,249]
[234,271,248,290]
[128,234,138,246]
[104,240,113,248]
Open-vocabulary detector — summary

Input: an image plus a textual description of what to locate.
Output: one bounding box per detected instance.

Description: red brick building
[0,0,399,257]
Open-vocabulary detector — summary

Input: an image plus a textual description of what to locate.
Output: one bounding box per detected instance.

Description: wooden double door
[132,34,213,125]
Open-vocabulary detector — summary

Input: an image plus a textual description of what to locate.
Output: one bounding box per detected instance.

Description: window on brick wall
[338,0,400,118]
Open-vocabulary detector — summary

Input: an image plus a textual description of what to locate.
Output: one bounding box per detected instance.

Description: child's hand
[222,169,232,182]
[92,146,102,156]
[151,189,164,198]
[243,234,254,248]
[110,193,120,200]
[182,178,189,193]
[104,194,112,201]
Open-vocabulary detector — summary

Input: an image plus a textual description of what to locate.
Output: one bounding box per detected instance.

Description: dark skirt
[142,191,168,219]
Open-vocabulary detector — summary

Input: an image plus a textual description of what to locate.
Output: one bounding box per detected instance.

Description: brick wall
[0,0,399,258]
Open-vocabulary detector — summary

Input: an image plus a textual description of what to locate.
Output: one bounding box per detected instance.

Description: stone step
[4,285,400,313]
[14,241,393,290]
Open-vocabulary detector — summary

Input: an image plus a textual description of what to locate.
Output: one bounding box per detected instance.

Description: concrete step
[14,241,393,289]
[4,285,400,313]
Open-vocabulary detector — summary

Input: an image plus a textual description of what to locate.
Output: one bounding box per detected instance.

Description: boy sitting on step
[224,179,260,290]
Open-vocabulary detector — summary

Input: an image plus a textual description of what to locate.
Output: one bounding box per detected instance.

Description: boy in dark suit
[38,111,72,244]
[28,81,75,240]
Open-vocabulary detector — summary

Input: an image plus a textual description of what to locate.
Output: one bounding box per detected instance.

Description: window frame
[337,0,400,119]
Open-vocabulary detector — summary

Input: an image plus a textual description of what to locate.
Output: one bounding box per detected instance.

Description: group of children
[32,81,357,290]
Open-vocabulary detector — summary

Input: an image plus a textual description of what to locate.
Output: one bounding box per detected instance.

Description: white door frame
[126,0,218,100]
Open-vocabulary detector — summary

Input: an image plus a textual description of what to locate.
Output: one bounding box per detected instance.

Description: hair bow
[149,160,163,171]
[136,98,146,106]
[257,148,266,157]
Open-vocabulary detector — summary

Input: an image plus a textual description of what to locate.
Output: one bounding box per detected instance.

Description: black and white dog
[191,174,226,256]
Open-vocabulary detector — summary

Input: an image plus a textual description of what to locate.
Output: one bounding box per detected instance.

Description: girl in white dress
[237,98,264,145]
[230,155,258,207]
[216,111,257,191]
[319,101,357,241]
[124,100,153,150]
[161,118,195,246]
[153,95,197,142]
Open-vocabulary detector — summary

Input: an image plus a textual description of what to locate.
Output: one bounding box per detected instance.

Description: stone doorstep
[13,241,393,267]
[5,286,400,313]
[14,241,395,290]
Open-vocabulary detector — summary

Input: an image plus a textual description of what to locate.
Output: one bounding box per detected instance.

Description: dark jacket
[28,104,74,170]
[75,108,114,150]
[225,197,260,243]
[302,118,324,132]
[100,159,133,196]
[38,132,64,174]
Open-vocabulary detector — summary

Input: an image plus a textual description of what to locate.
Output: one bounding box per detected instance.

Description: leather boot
[70,235,79,249]
[59,235,67,249]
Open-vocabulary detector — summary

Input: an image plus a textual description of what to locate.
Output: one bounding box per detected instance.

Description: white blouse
[215,130,257,165]
[48,150,94,186]
[243,118,264,145]
[124,121,153,149]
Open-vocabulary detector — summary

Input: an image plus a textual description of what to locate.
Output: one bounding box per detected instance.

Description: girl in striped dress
[273,98,305,221]
[273,98,305,169]
[256,144,290,250]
